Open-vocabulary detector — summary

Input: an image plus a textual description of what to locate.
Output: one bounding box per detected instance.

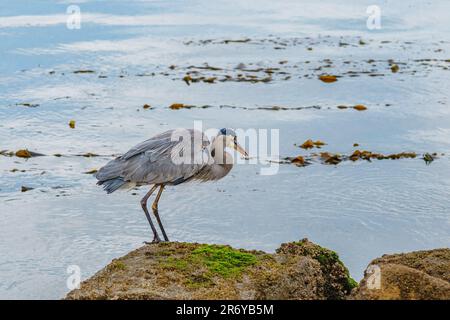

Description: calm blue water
[1,0,449,299]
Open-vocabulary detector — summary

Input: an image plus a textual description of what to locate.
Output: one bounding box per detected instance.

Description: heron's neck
[210,137,232,165]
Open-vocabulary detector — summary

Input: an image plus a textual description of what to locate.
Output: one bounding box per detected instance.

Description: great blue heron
[95,128,248,243]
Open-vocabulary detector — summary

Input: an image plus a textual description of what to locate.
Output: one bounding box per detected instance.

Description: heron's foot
[144,235,162,245]
[143,240,160,245]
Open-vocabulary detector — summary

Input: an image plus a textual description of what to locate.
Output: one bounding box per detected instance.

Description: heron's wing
[121,130,176,160]
[120,129,211,185]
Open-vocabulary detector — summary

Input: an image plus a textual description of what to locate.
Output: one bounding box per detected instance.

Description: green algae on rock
[190,245,258,277]
[159,244,259,289]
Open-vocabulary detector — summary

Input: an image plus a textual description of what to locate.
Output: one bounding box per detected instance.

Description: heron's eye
[233,136,237,144]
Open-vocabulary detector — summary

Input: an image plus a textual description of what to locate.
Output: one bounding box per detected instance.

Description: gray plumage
[96,129,233,193]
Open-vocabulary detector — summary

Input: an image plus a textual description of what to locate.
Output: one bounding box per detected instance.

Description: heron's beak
[234,142,248,158]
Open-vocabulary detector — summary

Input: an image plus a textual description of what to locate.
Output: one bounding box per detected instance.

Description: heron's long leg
[141,185,161,243]
[151,185,169,242]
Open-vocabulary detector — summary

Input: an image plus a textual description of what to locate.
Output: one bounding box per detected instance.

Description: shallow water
[1,0,450,299]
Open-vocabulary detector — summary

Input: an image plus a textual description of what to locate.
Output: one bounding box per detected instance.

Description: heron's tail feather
[97,177,126,194]
[95,158,127,193]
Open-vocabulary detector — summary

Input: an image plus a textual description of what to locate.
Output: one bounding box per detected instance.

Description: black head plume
[218,128,236,137]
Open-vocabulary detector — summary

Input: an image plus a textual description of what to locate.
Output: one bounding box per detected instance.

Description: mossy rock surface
[65,239,355,300]
[276,239,357,299]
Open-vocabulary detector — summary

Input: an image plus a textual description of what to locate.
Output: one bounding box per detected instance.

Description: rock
[66,241,449,300]
[351,248,450,300]
[65,239,357,300]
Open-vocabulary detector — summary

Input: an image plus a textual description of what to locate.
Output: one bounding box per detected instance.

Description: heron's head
[217,128,248,158]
